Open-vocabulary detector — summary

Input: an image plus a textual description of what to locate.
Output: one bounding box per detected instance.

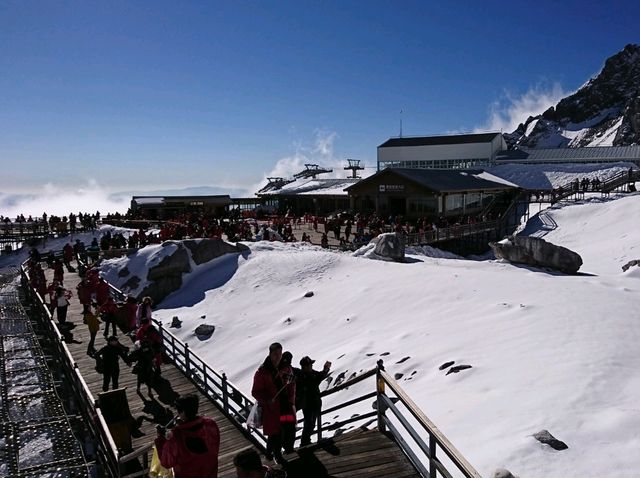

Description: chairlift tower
[293,164,333,180]
[344,159,364,179]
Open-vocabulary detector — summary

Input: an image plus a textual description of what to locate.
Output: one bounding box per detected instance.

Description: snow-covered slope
[97,193,640,477]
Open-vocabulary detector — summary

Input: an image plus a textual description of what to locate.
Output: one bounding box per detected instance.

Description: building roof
[345,168,517,194]
[258,178,361,197]
[496,146,640,162]
[131,195,231,206]
[378,132,502,148]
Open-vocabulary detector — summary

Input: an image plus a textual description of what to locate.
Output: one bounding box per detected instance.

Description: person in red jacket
[76,277,93,313]
[251,342,295,463]
[62,243,74,268]
[95,277,110,307]
[99,296,119,338]
[155,394,220,478]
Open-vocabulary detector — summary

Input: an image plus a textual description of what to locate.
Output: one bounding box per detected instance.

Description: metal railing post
[429,434,437,478]
[376,359,386,433]
[316,411,322,442]
[185,343,191,374]
[222,373,229,412]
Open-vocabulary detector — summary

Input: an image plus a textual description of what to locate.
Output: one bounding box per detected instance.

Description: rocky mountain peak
[507,44,640,149]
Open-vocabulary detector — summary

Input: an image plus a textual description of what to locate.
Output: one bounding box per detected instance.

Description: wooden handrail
[380,370,482,478]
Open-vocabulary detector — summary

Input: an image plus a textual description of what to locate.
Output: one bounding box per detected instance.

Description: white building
[377,132,507,170]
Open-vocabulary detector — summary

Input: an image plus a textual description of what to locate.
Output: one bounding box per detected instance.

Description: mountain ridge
[507,44,640,149]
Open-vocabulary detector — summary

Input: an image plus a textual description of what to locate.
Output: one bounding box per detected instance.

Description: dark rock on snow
[492,469,519,478]
[194,324,215,339]
[622,259,640,272]
[439,361,455,370]
[490,235,582,274]
[446,365,472,375]
[304,291,314,298]
[118,267,130,278]
[371,232,405,262]
[533,429,569,450]
[170,316,182,328]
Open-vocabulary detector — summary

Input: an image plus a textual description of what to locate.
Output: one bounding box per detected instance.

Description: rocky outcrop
[508,44,640,148]
[137,239,249,304]
[371,233,405,262]
[195,324,215,340]
[490,236,583,274]
[622,259,640,272]
[184,238,249,265]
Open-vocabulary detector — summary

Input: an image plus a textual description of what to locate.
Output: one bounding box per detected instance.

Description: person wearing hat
[297,356,331,447]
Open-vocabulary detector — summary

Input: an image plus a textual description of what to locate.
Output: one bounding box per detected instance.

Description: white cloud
[475,82,570,133]
[0,180,130,218]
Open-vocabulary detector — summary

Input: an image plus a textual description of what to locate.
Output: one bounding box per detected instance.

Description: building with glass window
[377,133,507,170]
[345,168,517,219]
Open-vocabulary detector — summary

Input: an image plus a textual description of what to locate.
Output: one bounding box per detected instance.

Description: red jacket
[76,281,92,304]
[251,358,296,436]
[96,280,110,305]
[155,417,220,478]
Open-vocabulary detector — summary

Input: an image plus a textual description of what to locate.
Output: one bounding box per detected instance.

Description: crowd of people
[1,211,100,233]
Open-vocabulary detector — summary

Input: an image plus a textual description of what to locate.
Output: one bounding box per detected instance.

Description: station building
[130,195,232,219]
[345,168,517,219]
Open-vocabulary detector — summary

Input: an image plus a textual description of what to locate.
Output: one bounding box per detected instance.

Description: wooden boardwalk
[43,264,254,477]
[43,262,422,478]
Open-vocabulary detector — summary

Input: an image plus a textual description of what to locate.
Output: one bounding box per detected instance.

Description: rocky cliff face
[507,44,640,149]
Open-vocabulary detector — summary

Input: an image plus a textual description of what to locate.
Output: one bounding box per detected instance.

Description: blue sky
[1,0,639,194]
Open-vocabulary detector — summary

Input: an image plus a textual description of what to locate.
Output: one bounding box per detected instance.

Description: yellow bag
[149,445,174,478]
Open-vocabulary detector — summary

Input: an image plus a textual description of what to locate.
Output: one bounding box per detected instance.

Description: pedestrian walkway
[43,264,254,477]
[0,267,89,476]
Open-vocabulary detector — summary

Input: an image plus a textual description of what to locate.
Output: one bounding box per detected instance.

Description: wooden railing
[19,263,120,477]
[312,360,482,478]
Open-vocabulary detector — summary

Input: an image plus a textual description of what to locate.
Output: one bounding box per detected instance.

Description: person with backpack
[54,286,72,325]
[136,318,164,374]
[155,394,220,478]
[297,356,331,447]
[84,308,101,356]
[128,340,156,399]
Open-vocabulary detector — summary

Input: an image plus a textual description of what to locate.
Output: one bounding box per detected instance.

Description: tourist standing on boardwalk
[297,356,331,446]
[83,309,100,356]
[279,351,299,454]
[76,277,92,313]
[155,394,220,478]
[136,296,153,327]
[54,286,72,325]
[95,336,129,392]
[99,295,119,338]
[129,340,156,398]
[251,342,295,463]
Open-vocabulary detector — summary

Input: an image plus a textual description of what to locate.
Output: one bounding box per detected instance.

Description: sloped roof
[378,133,502,148]
[496,146,640,162]
[258,178,361,196]
[345,168,517,193]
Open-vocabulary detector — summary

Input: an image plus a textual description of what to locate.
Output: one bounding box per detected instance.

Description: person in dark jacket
[155,394,220,478]
[129,340,156,398]
[95,336,129,392]
[297,356,331,446]
[234,448,284,478]
[251,342,295,463]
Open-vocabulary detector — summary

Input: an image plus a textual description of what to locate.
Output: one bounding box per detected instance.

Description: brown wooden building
[345,168,517,218]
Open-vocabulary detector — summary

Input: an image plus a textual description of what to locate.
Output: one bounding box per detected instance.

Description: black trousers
[266,434,283,461]
[282,422,296,454]
[301,407,320,446]
[102,369,119,392]
[57,305,68,324]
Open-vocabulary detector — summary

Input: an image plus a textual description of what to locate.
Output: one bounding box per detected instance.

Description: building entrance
[388,197,406,216]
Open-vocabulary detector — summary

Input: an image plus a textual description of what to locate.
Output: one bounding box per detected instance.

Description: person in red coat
[155,394,220,478]
[76,277,93,313]
[251,342,295,463]
[95,277,110,307]
[99,296,119,338]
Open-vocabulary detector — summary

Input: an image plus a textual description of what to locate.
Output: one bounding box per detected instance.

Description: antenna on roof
[399,109,403,138]
[344,159,364,179]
